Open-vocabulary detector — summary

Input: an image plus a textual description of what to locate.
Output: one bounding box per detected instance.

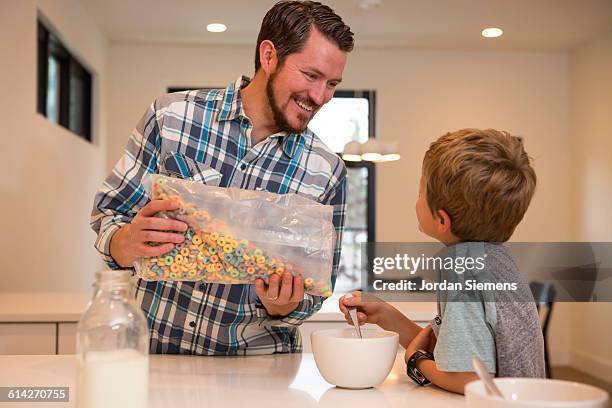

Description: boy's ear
[258,40,278,75]
[435,209,453,233]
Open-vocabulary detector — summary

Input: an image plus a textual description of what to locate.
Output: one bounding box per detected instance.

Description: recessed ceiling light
[482,27,503,38]
[206,23,227,33]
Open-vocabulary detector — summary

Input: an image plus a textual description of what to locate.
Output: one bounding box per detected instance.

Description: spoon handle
[472,356,504,398]
[344,293,363,339]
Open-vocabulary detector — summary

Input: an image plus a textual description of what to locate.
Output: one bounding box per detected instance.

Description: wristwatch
[406,349,435,386]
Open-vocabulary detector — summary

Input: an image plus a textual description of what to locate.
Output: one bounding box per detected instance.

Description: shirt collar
[216,75,249,122]
[216,75,306,159]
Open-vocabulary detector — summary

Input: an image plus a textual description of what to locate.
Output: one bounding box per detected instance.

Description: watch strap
[406,349,435,386]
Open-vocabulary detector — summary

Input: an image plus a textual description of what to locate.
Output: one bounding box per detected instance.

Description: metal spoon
[472,356,505,398]
[343,293,363,339]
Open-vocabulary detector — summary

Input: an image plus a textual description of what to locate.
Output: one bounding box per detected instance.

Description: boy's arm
[405,300,496,394]
[405,325,478,394]
[415,360,478,395]
[378,306,422,348]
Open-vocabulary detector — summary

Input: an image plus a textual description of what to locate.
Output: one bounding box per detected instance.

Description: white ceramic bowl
[311,328,399,389]
[466,378,609,408]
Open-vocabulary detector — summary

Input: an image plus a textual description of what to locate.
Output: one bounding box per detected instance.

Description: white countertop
[0,292,91,322]
[0,292,436,323]
[0,353,464,407]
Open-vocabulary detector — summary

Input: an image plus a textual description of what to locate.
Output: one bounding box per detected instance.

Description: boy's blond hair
[422,128,536,242]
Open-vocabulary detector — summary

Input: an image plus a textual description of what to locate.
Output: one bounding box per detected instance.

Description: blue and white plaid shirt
[91,76,346,355]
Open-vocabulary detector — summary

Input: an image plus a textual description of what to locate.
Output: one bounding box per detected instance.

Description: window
[37,19,92,141]
[309,90,376,292]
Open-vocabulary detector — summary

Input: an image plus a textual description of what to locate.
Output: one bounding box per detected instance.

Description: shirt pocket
[160,151,222,186]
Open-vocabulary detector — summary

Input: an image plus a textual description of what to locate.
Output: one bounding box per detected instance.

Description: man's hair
[254,1,354,72]
[422,129,536,242]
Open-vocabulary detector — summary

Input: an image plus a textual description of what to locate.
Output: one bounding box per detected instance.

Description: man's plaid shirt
[91,76,346,355]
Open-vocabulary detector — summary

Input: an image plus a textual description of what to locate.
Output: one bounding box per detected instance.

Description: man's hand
[255,272,304,317]
[404,325,437,362]
[110,200,188,267]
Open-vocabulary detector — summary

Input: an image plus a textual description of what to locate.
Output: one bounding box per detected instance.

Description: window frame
[333,90,376,292]
[37,19,92,142]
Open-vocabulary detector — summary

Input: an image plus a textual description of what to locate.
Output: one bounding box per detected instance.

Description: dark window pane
[69,72,85,135]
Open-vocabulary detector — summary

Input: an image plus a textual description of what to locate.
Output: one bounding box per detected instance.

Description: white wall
[0,0,107,292]
[567,30,612,381]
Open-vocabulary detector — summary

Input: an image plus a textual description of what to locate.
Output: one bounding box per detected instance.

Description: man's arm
[91,100,185,268]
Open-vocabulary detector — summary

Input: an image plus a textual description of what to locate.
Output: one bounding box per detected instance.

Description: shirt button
[240,163,247,171]
[189,321,196,328]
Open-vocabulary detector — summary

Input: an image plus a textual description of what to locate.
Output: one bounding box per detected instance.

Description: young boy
[340,128,545,394]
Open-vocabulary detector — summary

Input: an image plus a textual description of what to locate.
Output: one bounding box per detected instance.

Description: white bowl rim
[311,328,399,341]
[466,378,609,407]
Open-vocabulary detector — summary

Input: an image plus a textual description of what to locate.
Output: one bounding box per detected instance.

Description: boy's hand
[339,291,387,326]
[405,325,437,361]
[341,292,429,348]
[255,273,304,317]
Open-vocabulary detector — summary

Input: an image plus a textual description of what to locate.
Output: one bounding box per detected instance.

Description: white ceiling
[79,0,612,51]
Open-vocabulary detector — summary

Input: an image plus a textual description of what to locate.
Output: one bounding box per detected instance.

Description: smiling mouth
[293,97,315,113]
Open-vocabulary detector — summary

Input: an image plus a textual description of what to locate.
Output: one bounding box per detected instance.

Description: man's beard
[266,70,317,134]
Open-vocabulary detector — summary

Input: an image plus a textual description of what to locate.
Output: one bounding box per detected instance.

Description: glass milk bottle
[76,270,149,408]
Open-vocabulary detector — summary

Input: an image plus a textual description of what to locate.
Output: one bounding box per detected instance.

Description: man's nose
[308,83,327,107]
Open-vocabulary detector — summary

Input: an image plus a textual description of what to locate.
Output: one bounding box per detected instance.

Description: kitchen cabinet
[57,323,78,354]
[0,292,436,355]
[0,323,56,355]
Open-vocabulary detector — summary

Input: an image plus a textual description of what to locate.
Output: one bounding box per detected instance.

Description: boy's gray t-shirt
[429,242,546,378]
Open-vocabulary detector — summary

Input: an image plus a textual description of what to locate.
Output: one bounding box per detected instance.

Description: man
[91,1,353,355]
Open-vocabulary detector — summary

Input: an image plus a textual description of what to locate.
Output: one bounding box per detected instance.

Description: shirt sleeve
[433,299,497,374]
[255,165,347,327]
[90,100,163,268]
